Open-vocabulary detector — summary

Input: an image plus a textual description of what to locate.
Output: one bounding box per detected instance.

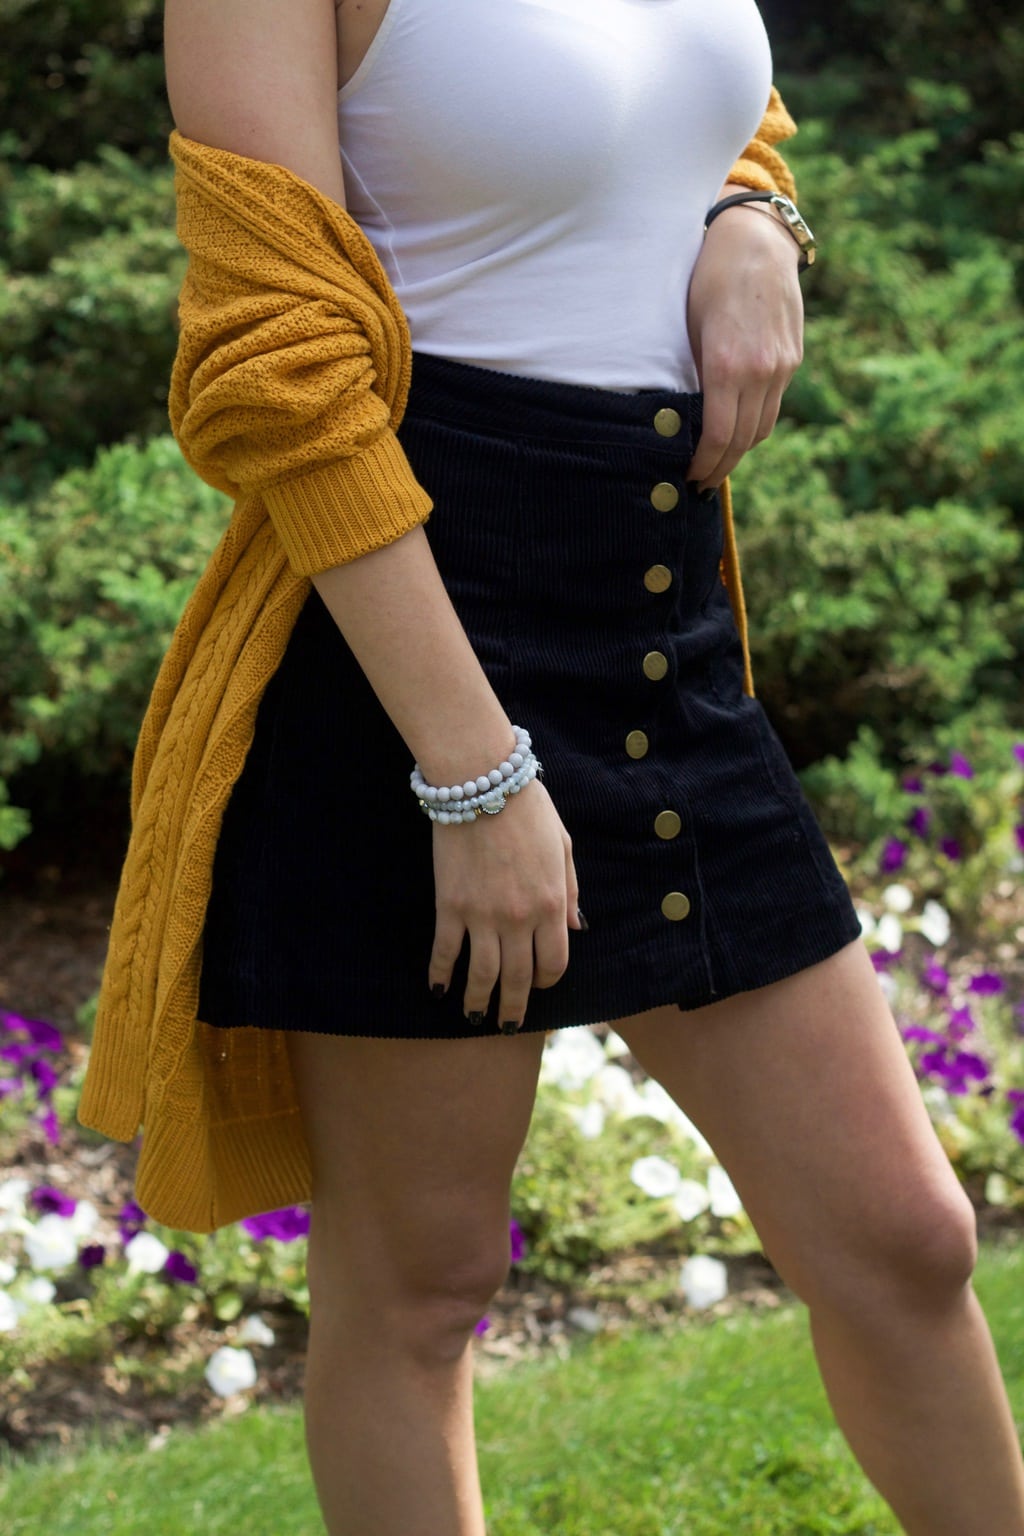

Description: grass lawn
[2,1237,1022,1535]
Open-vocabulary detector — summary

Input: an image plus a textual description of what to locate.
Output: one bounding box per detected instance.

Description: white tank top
[337,0,774,392]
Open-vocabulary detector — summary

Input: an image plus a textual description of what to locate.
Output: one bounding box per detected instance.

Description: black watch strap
[704,191,816,272]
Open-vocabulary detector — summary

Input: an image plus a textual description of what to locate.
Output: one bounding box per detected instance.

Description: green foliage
[0,149,181,495]
[0,436,229,845]
[0,0,168,169]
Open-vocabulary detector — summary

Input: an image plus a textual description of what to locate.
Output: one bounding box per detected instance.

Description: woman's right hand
[429,780,582,1031]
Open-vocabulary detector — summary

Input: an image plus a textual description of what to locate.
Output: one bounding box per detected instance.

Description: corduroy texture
[77,92,798,1234]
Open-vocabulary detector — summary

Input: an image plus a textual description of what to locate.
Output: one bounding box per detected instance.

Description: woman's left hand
[685,199,804,493]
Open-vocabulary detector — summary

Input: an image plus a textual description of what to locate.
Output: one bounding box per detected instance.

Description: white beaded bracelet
[410,726,543,823]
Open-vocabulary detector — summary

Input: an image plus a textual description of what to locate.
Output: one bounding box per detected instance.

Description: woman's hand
[685,201,804,493]
[429,781,581,1032]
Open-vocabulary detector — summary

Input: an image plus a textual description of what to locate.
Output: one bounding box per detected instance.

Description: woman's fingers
[463,926,502,1021]
[428,909,465,998]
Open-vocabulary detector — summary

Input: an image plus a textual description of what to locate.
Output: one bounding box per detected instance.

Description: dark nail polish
[501,1020,520,1036]
[699,486,718,504]
[466,1010,486,1028]
[577,907,590,932]
[430,982,446,999]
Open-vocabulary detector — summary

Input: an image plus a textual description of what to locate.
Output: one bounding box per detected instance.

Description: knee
[783,1178,978,1315]
[308,1220,511,1366]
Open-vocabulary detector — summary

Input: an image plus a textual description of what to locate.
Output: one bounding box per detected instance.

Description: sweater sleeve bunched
[725,84,799,201]
[167,131,434,577]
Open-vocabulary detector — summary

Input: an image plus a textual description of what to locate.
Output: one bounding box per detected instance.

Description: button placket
[621,404,694,926]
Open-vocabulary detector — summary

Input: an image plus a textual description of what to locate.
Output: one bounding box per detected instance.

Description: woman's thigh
[612,936,977,1308]
[285,1027,547,1304]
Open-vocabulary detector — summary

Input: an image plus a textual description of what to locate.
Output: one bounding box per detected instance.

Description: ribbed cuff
[262,430,434,577]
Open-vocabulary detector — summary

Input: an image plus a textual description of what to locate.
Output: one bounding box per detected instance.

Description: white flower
[875,913,903,953]
[707,1165,744,1218]
[679,1254,728,1309]
[0,1258,16,1285]
[593,1064,645,1117]
[567,1100,606,1140]
[881,883,914,914]
[633,1078,680,1126]
[22,1214,78,1272]
[0,1178,30,1214]
[67,1200,99,1239]
[237,1314,275,1347]
[876,970,898,1003]
[0,1290,22,1332]
[918,900,951,947]
[125,1232,170,1275]
[673,1109,714,1159]
[539,1028,606,1091]
[673,1180,711,1221]
[22,1276,56,1305]
[205,1345,257,1397]
[630,1155,681,1199]
[602,1030,630,1059]
[855,906,876,937]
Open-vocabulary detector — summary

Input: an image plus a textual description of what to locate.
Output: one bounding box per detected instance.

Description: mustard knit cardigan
[76,89,799,1233]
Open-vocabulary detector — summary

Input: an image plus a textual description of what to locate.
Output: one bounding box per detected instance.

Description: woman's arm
[163,0,580,1025]
[685,84,805,493]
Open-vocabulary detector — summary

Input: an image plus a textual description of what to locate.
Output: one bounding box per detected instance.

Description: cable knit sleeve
[724,84,799,202]
[167,131,432,577]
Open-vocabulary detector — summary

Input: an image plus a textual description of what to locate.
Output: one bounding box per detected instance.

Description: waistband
[403,349,704,450]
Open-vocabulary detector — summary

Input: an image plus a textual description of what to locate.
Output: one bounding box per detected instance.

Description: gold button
[650,481,680,512]
[661,891,691,921]
[653,407,682,437]
[642,650,668,681]
[643,563,673,594]
[625,729,649,759]
[654,810,681,840]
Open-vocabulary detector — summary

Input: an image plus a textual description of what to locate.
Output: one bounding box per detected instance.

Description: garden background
[1,1,1023,1530]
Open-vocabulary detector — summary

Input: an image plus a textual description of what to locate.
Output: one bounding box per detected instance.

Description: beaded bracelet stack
[410,725,542,823]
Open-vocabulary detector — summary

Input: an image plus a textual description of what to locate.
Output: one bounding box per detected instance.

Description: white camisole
[337,0,774,392]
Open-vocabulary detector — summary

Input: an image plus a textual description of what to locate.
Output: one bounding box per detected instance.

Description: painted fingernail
[501,1020,520,1036]
[577,907,590,932]
[430,982,446,999]
[699,486,718,503]
[466,1010,486,1028]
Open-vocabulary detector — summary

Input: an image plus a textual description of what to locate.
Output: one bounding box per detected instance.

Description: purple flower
[29,1185,76,1217]
[921,961,949,994]
[1011,1104,1024,1146]
[118,1199,147,1244]
[39,1105,60,1143]
[30,1058,59,1098]
[509,1219,526,1265]
[1011,743,1024,768]
[241,1205,311,1242]
[927,760,947,776]
[879,838,907,873]
[1014,824,1024,855]
[967,972,1004,996]
[901,775,925,794]
[939,837,962,861]
[474,1316,490,1335]
[1008,1090,1024,1105]
[919,1046,990,1095]
[0,1077,23,1098]
[870,948,898,971]
[902,1025,946,1045]
[0,1011,63,1053]
[907,805,932,836]
[79,1243,106,1269]
[164,1250,199,1284]
[0,1041,35,1067]
[946,1005,976,1041]
[949,752,974,779]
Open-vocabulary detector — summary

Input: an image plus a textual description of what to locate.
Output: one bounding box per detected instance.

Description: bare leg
[285,1026,548,1536]
[616,937,1024,1535]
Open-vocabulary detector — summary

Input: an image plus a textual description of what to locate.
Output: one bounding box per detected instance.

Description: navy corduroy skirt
[197,351,863,1039]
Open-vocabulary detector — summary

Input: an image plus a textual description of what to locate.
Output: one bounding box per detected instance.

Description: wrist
[415,721,517,790]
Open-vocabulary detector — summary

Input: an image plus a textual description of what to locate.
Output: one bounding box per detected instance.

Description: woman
[79,1,1024,1531]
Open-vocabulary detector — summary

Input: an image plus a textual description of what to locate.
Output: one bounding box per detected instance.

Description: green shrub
[0,435,229,845]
